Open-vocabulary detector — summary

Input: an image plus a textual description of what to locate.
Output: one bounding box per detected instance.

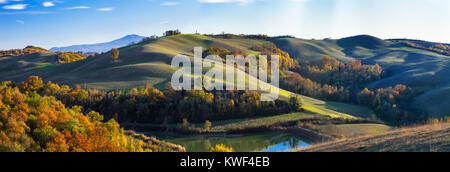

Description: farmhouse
[164,30,181,36]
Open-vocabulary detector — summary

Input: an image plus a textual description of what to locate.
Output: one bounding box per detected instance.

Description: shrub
[210,144,233,152]
[204,120,212,132]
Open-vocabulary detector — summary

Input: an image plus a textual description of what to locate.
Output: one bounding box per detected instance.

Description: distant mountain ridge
[50,34,146,53]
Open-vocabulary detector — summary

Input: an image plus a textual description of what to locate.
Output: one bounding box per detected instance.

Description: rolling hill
[337,34,387,50]
[272,36,350,62]
[272,35,450,117]
[50,34,146,53]
[1,34,449,118]
[0,34,374,121]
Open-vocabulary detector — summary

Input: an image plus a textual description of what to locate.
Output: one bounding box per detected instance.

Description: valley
[1,33,449,152]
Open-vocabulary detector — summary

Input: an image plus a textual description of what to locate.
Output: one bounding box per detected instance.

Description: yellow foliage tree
[210,144,233,152]
[110,48,119,62]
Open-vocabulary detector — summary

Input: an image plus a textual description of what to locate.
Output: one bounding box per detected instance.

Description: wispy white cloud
[64,6,90,10]
[43,2,55,7]
[0,0,25,3]
[97,8,113,11]
[16,20,24,24]
[0,11,49,15]
[1,0,25,4]
[161,2,180,6]
[2,4,27,10]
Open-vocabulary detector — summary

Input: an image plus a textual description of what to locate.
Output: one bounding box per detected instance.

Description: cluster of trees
[0,46,51,57]
[203,45,297,72]
[203,46,246,59]
[403,41,450,56]
[206,34,269,40]
[0,77,176,152]
[357,85,418,123]
[296,56,383,88]
[281,56,383,102]
[280,56,421,124]
[251,43,298,70]
[281,72,351,102]
[56,52,89,64]
[39,79,303,124]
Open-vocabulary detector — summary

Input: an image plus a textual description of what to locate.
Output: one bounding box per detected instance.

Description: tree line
[357,85,421,124]
[295,56,383,88]
[203,45,298,71]
[21,77,303,124]
[402,41,450,56]
[56,52,90,64]
[281,56,382,102]
[280,56,421,124]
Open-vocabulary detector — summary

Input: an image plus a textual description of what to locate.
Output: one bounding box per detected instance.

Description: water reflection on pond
[159,133,311,152]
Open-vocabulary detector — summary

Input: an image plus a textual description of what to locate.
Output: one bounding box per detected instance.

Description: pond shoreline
[126,125,336,144]
[150,130,326,152]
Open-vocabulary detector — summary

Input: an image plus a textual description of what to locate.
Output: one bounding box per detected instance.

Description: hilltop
[337,35,387,50]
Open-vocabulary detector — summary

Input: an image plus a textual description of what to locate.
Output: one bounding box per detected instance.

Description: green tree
[87,111,104,122]
[110,48,119,62]
[289,95,303,111]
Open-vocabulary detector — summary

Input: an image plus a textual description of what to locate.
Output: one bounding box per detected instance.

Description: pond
[158,133,312,152]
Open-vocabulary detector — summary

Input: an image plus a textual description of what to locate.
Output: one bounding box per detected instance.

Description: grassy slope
[0,52,59,77]
[316,124,393,138]
[354,44,450,117]
[272,37,352,62]
[210,111,321,132]
[412,84,450,118]
[298,123,450,152]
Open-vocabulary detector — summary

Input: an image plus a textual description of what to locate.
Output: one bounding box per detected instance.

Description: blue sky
[1,0,450,50]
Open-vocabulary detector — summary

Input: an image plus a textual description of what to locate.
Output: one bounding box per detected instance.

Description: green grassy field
[209,111,322,132]
[272,37,351,62]
[316,124,393,138]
